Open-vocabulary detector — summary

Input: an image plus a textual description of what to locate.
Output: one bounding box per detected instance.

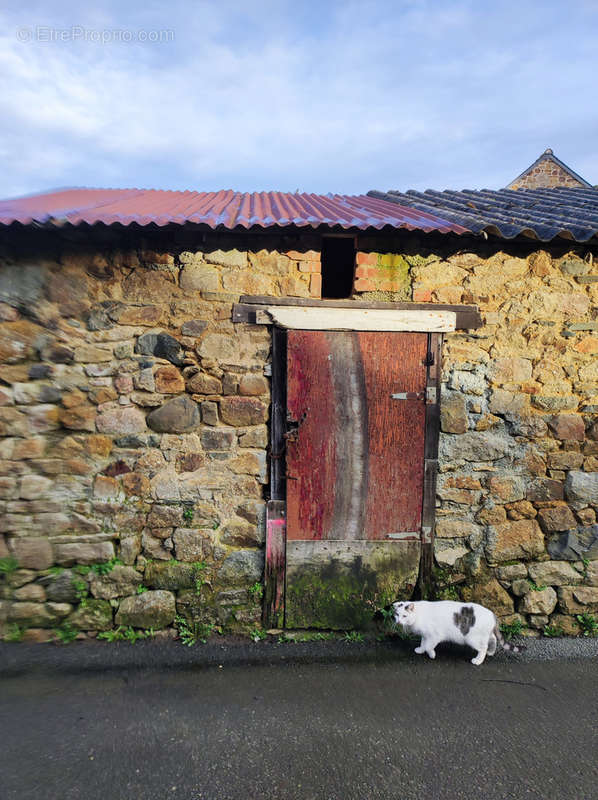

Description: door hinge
[423,351,435,366]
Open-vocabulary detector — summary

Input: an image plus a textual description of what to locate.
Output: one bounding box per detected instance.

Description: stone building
[0,185,597,642]
[506,148,593,191]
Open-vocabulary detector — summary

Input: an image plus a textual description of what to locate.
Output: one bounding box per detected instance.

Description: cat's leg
[471,642,488,666]
[414,638,426,655]
[425,639,438,659]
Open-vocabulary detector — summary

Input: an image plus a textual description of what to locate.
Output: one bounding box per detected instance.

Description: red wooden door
[284,331,427,629]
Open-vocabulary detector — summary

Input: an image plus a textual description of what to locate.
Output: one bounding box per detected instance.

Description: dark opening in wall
[321,237,355,299]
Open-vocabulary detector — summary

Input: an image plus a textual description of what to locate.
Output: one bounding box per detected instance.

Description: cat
[392,600,522,666]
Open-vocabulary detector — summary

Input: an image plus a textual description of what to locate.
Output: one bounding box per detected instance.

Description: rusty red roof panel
[0,187,469,234]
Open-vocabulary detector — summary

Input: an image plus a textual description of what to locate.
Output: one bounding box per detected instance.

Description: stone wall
[0,229,326,642]
[509,159,588,190]
[0,225,597,640]
[426,248,598,636]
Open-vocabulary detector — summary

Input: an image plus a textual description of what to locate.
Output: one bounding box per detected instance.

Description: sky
[1,0,597,199]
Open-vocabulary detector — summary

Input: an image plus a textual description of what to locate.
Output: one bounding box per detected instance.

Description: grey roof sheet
[367,187,598,242]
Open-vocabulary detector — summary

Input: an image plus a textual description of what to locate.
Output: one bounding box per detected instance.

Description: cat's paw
[471,655,485,666]
[427,650,436,659]
[414,646,425,654]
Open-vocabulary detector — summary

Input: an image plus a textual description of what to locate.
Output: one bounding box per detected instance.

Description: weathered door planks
[283,330,428,629]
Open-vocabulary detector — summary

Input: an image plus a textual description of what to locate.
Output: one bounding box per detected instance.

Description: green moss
[285,564,404,630]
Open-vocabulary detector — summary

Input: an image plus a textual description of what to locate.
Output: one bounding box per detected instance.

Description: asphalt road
[1,640,598,800]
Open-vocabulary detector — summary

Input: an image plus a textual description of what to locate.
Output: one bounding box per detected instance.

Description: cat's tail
[494,621,525,654]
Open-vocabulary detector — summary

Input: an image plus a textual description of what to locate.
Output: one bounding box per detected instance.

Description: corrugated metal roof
[368,187,598,242]
[0,187,468,234]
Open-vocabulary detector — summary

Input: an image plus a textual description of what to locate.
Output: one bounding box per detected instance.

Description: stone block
[218,549,264,585]
[54,541,115,566]
[196,333,239,363]
[461,577,514,616]
[201,428,235,450]
[548,414,585,441]
[141,530,173,560]
[435,519,480,539]
[526,478,564,503]
[440,392,468,434]
[120,534,141,566]
[486,519,545,563]
[220,397,268,427]
[19,474,52,499]
[147,396,200,433]
[439,431,509,463]
[565,471,598,508]
[135,332,184,366]
[145,560,196,590]
[67,599,113,631]
[116,590,176,629]
[537,505,577,532]
[89,565,143,599]
[557,586,598,615]
[186,372,222,394]
[433,540,468,568]
[220,518,262,547]
[8,537,53,569]
[41,569,79,603]
[146,505,185,527]
[549,614,580,636]
[511,579,531,597]
[96,406,147,435]
[489,357,532,385]
[7,601,65,628]
[496,563,528,582]
[13,583,46,602]
[172,528,206,562]
[181,319,208,337]
[487,475,525,503]
[547,528,598,561]
[154,366,185,394]
[239,374,269,396]
[201,401,219,425]
[0,263,46,306]
[519,587,557,615]
[528,560,582,586]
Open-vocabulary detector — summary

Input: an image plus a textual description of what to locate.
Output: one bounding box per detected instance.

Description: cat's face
[392,601,415,626]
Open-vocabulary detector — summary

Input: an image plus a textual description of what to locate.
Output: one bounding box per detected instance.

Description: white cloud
[0,0,597,197]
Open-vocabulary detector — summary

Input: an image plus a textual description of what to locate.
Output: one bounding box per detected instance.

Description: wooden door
[284,330,428,629]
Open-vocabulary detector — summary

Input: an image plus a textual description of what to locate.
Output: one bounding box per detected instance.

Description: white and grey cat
[392,600,522,666]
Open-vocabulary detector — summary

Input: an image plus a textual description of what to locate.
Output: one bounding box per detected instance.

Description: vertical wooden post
[263,327,287,627]
[418,333,442,599]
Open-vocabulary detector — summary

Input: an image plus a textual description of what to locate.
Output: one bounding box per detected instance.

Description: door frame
[232,297,482,628]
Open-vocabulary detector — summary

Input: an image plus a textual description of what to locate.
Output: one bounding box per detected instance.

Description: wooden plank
[285,539,420,629]
[263,500,286,628]
[269,327,287,501]
[418,332,443,598]
[234,296,482,329]
[254,306,456,332]
[286,331,338,541]
[359,332,428,539]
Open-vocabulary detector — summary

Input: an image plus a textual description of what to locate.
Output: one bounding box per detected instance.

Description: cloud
[0,0,597,198]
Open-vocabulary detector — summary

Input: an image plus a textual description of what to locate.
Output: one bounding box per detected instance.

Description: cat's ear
[406,603,415,612]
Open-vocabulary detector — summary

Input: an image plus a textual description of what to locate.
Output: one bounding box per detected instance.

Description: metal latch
[390,392,424,400]
[426,387,437,404]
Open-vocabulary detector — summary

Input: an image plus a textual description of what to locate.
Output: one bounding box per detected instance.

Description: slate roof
[0,187,467,235]
[367,187,598,242]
